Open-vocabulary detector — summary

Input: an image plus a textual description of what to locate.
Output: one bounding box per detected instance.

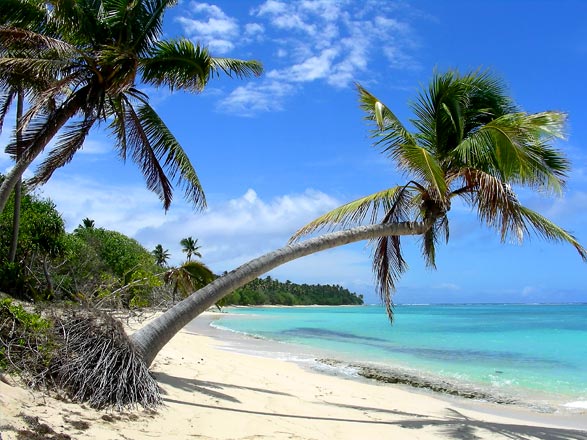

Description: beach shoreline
[1,311,586,439]
[192,311,587,428]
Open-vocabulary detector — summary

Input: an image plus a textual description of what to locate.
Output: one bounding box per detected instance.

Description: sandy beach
[1,312,586,440]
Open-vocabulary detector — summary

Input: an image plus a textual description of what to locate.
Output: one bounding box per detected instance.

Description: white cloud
[133,187,341,269]
[244,22,264,39]
[40,175,352,278]
[78,138,110,155]
[177,2,240,54]
[39,176,173,236]
[269,48,339,83]
[217,80,296,116]
[174,1,420,116]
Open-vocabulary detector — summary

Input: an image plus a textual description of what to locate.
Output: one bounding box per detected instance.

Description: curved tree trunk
[131,220,431,367]
[0,89,89,215]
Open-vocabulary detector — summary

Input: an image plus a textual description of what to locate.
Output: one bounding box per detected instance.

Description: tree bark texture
[8,88,24,262]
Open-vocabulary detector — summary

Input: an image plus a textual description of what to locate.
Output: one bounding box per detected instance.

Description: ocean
[208,304,587,413]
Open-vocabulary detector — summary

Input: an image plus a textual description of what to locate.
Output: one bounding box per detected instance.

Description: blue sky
[2,0,586,304]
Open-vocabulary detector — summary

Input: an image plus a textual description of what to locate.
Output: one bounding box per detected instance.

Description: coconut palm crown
[292,70,586,319]
[180,236,201,262]
[0,0,263,214]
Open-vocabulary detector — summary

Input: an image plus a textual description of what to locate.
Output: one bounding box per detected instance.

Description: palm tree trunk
[0,88,89,215]
[8,88,24,263]
[131,220,431,367]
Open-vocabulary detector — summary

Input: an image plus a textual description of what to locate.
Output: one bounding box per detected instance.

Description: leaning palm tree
[163,260,215,304]
[152,244,170,267]
[130,70,585,368]
[0,0,263,216]
[180,236,202,262]
[291,71,586,318]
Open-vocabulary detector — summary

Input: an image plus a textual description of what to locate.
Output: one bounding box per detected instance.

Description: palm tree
[152,244,170,267]
[4,87,24,263]
[0,0,263,216]
[81,218,95,229]
[163,260,215,304]
[1,3,57,262]
[180,236,201,262]
[130,70,585,367]
[292,71,586,318]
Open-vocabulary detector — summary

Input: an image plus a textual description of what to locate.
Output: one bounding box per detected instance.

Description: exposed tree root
[52,311,161,410]
[1,301,161,410]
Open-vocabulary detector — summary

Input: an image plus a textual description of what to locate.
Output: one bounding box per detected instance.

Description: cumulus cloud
[134,187,341,269]
[254,0,419,88]
[40,175,356,279]
[177,2,240,54]
[40,175,174,236]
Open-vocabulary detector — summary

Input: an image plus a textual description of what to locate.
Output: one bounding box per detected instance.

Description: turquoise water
[212,304,587,410]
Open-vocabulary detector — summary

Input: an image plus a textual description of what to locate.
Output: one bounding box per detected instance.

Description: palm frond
[356,83,417,154]
[373,234,406,322]
[133,0,178,55]
[420,214,449,269]
[140,39,211,92]
[410,69,515,157]
[181,261,214,287]
[30,113,97,185]
[518,206,587,261]
[141,39,262,92]
[0,0,49,30]
[0,88,15,133]
[106,96,128,161]
[372,201,412,322]
[463,170,526,242]
[120,97,174,210]
[290,186,414,242]
[0,26,78,58]
[120,98,205,210]
[371,185,426,322]
[0,56,78,84]
[136,101,205,210]
[399,144,448,201]
[454,111,568,194]
[210,57,263,79]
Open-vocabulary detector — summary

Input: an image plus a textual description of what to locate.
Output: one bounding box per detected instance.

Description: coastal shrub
[0,193,67,300]
[0,298,56,387]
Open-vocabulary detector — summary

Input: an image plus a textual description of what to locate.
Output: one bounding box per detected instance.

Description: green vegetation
[0,298,159,409]
[0,0,263,216]
[293,70,587,320]
[218,276,364,306]
[0,190,67,301]
[0,189,163,306]
[0,297,54,384]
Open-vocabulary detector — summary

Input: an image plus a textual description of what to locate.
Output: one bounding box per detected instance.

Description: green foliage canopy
[218,276,364,307]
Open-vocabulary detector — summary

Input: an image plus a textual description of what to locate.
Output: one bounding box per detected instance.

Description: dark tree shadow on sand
[155,372,587,440]
[163,395,587,439]
[154,372,292,404]
[396,408,587,440]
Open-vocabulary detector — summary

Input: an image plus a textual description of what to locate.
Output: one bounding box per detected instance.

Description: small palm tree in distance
[180,236,202,262]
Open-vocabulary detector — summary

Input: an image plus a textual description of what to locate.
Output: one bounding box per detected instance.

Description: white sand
[1,312,586,439]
